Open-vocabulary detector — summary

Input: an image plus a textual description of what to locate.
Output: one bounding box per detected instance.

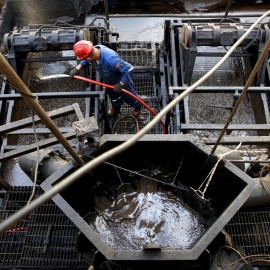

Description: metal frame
[202,135,270,146]
[40,134,256,261]
[0,25,112,174]
[164,19,270,137]
[109,12,269,18]
[0,103,83,170]
[0,186,88,269]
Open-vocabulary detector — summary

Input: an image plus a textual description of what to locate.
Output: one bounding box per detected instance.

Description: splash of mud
[90,178,205,250]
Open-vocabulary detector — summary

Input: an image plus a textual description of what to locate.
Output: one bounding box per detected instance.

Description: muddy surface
[188,46,257,138]
[90,178,205,250]
[16,51,84,146]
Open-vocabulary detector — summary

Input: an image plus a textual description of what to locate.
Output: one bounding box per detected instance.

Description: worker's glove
[69,68,79,79]
[113,83,123,94]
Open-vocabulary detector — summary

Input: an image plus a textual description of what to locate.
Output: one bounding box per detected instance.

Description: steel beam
[19,57,77,62]
[196,52,254,57]
[0,53,84,166]
[0,91,104,100]
[7,127,72,135]
[0,131,76,161]
[0,103,82,135]
[170,21,181,133]
[182,124,270,130]
[169,86,270,95]
[202,136,270,146]
[109,13,267,18]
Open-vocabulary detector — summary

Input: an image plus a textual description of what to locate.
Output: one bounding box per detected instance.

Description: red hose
[4,227,27,233]
[73,75,166,134]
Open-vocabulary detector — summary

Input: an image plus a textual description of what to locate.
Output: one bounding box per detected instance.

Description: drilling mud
[90,178,205,250]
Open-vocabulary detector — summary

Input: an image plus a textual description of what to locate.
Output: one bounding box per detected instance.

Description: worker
[69,40,141,117]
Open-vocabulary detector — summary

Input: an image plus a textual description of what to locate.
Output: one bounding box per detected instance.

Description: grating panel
[0,187,29,266]
[133,74,156,97]
[187,47,257,138]
[118,42,158,69]
[111,71,162,134]
[0,187,88,269]
[226,211,270,262]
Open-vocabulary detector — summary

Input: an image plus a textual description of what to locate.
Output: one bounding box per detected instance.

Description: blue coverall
[80,45,141,108]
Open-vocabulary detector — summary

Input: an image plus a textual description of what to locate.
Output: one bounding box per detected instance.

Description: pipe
[108,13,266,18]
[224,0,233,18]
[243,177,270,208]
[104,0,109,21]
[73,75,166,134]
[230,160,270,163]
[0,53,84,167]
[18,149,69,182]
[0,10,269,235]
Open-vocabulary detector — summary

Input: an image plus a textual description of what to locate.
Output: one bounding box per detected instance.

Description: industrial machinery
[0,0,270,269]
[164,20,270,134]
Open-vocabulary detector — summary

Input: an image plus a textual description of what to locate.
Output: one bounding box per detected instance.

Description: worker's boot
[108,106,121,117]
[132,106,141,117]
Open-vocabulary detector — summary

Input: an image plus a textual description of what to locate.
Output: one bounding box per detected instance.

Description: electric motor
[182,23,269,47]
[4,27,89,52]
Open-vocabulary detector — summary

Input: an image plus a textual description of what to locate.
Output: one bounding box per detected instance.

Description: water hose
[73,75,166,134]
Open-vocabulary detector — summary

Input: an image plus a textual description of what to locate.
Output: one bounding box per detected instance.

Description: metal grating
[111,72,162,134]
[0,186,88,269]
[0,187,29,266]
[118,42,158,69]
[186,47,257,138]
[133,73,156,97]
[226,211,270,260]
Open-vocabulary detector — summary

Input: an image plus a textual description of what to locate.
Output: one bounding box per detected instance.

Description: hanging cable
[85,154,186,189]
[0,10,269,235]
[217,246,248,270]
[192,143,241,200]
[26,110,40,205]
[229,254,270,268]
[224,0,233,19]
[242,23,261,51]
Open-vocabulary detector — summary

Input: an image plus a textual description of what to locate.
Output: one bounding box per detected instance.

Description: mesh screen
[0,187,29,266]
[113,97,163,134]
[111,72,163,134]
[0,187,88,269]
[133,74,156,97]
[118,42,158,69]
[226,211,270,265]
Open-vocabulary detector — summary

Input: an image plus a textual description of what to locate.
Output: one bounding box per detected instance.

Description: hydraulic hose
[0,10,269,235]
[73,75,166,134]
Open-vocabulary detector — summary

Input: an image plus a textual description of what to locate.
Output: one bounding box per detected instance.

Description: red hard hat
[73,40,93,60]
